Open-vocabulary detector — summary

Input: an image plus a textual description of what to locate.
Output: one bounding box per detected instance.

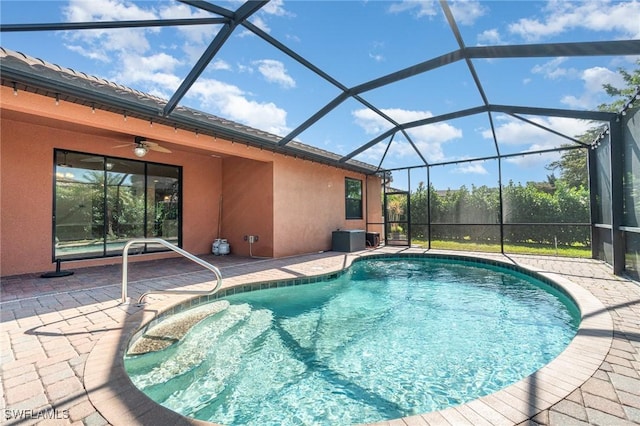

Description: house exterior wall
[221,157,274,258]
[272,159,370,257]
[0,86,382,276]
[366,176,385,241]
[0,115,222,276]
[1,117,54,276]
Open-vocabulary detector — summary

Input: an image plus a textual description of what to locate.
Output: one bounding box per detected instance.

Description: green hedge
[406,181,590,246]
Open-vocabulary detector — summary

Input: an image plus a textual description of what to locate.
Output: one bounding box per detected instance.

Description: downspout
[587,146,599,260]
[498,157,504,254]
[609,118,625,275]
[427,166,431,250]
[365,174,369,234]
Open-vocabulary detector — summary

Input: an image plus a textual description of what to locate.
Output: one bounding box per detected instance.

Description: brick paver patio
[1,248,639,425]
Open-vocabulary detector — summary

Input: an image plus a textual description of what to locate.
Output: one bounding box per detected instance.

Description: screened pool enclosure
[1,1,639,279]
[377,100,640,281]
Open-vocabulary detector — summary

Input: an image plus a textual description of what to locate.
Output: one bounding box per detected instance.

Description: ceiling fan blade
[81,156,105,162]
[112,137,172,154]
[149,145,172,153]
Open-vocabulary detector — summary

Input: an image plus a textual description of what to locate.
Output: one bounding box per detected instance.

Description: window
[345,177,363,219]
[53,149,181,260]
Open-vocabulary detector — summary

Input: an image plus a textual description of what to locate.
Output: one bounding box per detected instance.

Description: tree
[410,181,428,224]
[548,61,640,189]
[545,144,589,190]
[599,60,640,112]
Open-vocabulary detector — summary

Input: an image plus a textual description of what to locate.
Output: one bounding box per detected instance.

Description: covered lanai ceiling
[1,0,639,182]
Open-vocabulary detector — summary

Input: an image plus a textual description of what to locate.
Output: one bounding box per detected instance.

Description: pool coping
[84,251,613,426]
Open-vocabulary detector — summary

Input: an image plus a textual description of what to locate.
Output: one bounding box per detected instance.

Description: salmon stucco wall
[221,157,274,257]
[0,116,222,276]
[177,154,222,257]
[1,86,382,276]
[272,157,372,257]
[366,175,384,241]
[1,118,55,277]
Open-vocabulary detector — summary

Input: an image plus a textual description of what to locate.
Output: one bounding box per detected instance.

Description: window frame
[345,177,363,220]
[52,148,182,261]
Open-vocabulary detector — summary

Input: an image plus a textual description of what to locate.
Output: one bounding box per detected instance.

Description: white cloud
[113,53,183,97]
[448,0,487,26]
[531,57,578,80]
[158,3,218,45]
[129,52,181,75]
[65,44,110,62]
[64,26,152,58]
[191,78,290,136]
[529,58,627,109]
[352,108,463,162]
[243,16,271,35]
[406,126,462,162]
[477,29,502,45]
[240,0,294,36]
[237,63,254,74]
[561,66,625,108]
[369,41,386,63]
[383,108,436,127]
[64,0,157,22]
[285,33,301,44]
[63,0,157,55]
[484,115,591,151]
[504,150,561,168]
[453,162,489,175]
[387,0,485,24]
[253,59,296,89]
[210,59,232,71]
[508,0,640,41]
[61,0,293,139]
[62,0,184,89]
[261,0,292,18]
[353,109,395,135]
[508,17,559,41]
[582,65,625,89]
[388,0,439,18]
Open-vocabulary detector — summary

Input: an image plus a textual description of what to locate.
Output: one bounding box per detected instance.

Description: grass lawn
[410,239,591,258]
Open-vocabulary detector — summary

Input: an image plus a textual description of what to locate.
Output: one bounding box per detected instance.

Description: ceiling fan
[113,136,172,157]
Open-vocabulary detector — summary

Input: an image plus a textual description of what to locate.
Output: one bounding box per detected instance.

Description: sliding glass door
[146,163,180,252]
[53,149,181,260]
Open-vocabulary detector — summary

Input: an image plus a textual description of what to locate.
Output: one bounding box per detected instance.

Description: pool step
[157,308,275,415]
[127,303,255,390]
[127,300,230,355]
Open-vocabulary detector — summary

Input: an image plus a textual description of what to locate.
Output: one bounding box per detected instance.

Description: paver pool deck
[1,247,639,425]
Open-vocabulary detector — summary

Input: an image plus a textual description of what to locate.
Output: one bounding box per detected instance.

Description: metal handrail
[121,238,223,305]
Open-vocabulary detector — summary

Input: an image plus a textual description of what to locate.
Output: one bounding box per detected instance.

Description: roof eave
[0,48,379,175]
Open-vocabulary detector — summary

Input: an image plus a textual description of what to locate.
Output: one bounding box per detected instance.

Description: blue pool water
[125,257,580,425]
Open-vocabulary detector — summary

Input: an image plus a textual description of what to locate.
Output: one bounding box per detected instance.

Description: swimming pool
[124,256,580,425]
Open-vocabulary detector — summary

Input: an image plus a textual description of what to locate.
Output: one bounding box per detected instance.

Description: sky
[1,0,639,189]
